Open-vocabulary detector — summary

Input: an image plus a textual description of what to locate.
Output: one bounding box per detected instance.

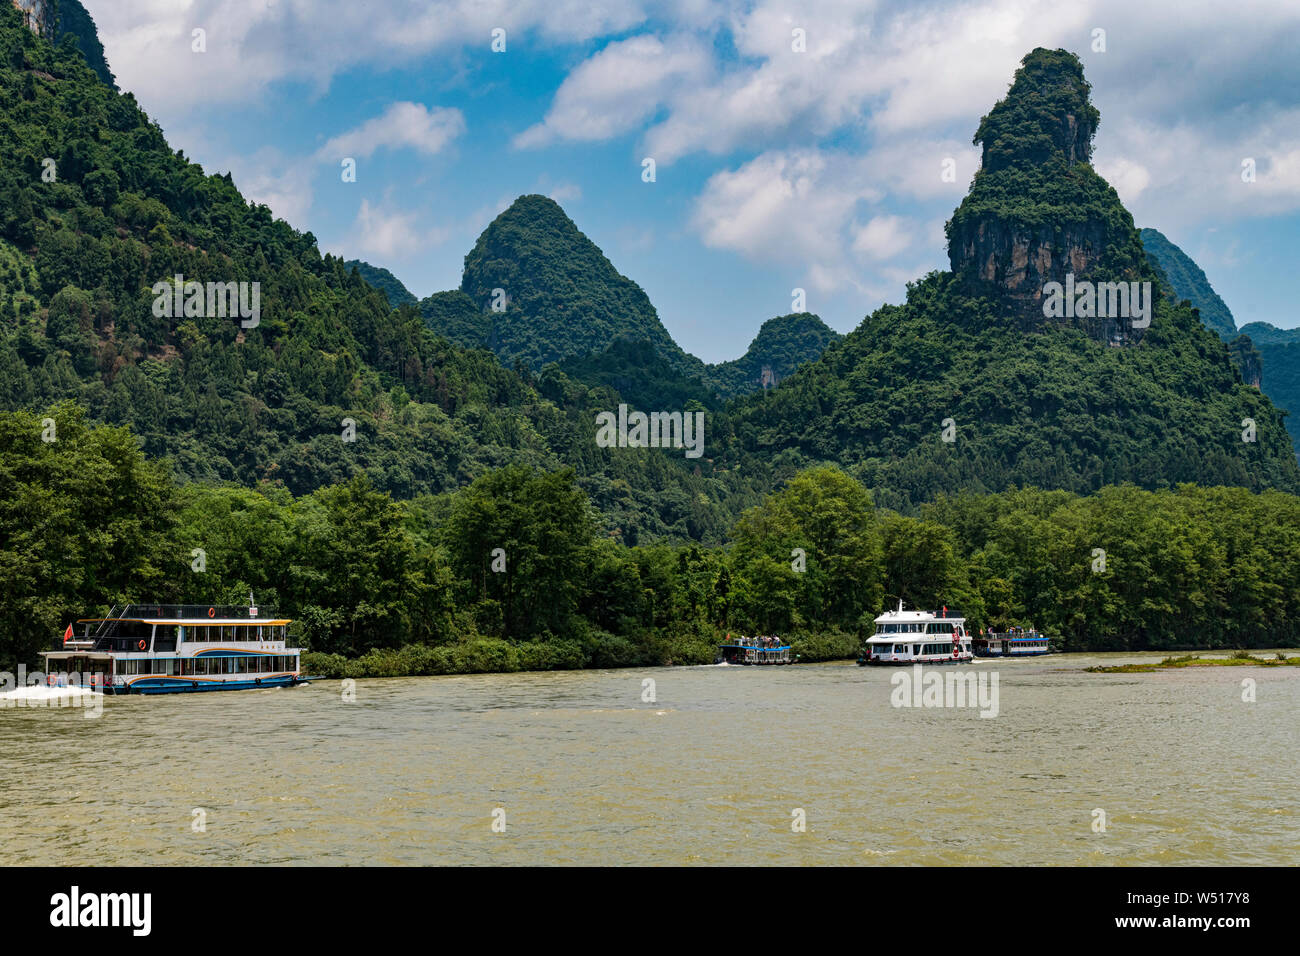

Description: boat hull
[717,659,795,666]
[63,675,323,695]
[858,655,974,666]
[120,675,303,694]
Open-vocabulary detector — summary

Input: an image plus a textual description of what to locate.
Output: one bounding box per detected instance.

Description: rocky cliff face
[11,0,54,38]
[950,219,1108,299]
[946,48,1156,340]
[1229,334,1263,388]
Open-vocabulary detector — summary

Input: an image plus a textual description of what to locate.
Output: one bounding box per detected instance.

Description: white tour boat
[858,601,973,665]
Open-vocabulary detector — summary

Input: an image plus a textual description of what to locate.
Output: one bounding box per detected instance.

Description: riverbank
[302,638,1300,680]
[300,629,861,679]
[1086,651,1300,673]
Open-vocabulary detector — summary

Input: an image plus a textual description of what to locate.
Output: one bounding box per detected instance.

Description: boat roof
[872,610,964,623]
[76,617,292,626]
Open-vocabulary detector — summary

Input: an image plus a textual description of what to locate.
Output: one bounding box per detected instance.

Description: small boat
[716,635,793,665]
[973,626,1050,657]
[857,601,973,665]
[40,595,320,694]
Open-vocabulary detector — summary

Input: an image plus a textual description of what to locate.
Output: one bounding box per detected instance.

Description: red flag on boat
[63,624,73,644]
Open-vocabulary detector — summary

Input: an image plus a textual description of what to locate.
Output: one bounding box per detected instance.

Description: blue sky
[85,0,1300,363]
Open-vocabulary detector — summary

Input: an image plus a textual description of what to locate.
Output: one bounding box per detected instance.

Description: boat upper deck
[50,603,294,654]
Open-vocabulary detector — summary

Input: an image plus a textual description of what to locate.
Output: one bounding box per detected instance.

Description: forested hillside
[705,313,841,398]
[0,3,750,543]
[718,50,1300,509]
[7,406,1300,674]
[450,194,698,371]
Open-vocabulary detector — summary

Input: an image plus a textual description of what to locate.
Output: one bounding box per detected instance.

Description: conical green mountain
[451,194,695,371]
[706,313,841,398]
[414,197,839,396]
[722,48,1300,509]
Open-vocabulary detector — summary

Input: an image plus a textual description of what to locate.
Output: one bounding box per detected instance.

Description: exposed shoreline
[1086,652,1300,673]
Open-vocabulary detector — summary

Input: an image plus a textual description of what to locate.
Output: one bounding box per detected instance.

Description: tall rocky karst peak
[459,194,690,371]
[946,48,1154,339]
[975,47,1098,172]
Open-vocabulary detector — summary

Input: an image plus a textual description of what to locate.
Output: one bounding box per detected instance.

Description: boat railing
[90,605,127,643]
[100,604,272,620]
[49,605,129,651]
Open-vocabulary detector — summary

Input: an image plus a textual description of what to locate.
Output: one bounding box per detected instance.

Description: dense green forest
[4,13,1300,673]
[5,405,1300,676]
[704,312,841,398]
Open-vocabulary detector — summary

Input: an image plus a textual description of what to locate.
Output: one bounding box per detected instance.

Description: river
[2,652,1296,865]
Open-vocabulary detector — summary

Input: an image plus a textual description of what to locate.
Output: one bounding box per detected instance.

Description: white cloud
[547,182,583,202]
[86,0,658,117]
[1094,157,1151,206]
[1093,111,1300,230]
[343,198,450,260]
[693,148,893,291]
[852,215,911,260]
[514,34,711,148]
[317,102,465,161]
[83,0,1300,318]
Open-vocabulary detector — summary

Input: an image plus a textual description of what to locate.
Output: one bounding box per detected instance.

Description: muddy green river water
[2,652,1296,865]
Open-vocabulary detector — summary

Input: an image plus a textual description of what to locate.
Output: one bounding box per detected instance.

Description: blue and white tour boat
[972,626,1051,657]
[41,596,312,694]
[716,634,793,664]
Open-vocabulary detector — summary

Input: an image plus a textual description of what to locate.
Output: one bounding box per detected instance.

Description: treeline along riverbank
[5,404,1300,675]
